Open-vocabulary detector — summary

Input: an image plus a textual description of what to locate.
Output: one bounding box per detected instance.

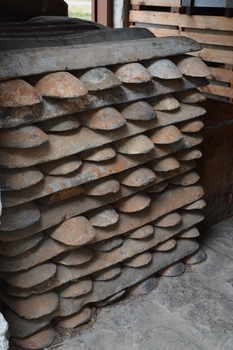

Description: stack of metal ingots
[0,18,211,349]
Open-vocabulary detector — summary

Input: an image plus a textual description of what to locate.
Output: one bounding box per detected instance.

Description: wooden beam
[208,67,233,84]
[131,0,180,6]
[198,85,233,99]
[190,48,233,65]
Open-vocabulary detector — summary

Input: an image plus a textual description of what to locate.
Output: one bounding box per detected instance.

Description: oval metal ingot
[83,177,120,196]
[35,71,88,98]
[183,247,207,264]
[0,79,42,107]
[146,181,169,193]
[150,125,183,145]
[52,247,93,266]
[91,237,123,252]
[177,227,200,238]
[118,101,156,121]
[149,156,180,172]
[127,225,154,240]
[150,94,180,111]
[78,67,122,91]
[55,307,92,329]
[116,166,156,187]
[45,216,96,246]
[12,325,55,350]
[154,212,182,228]
[87,206,119,227]
[0,125,48,149]
[178,120,204,133]
[92,264,121,281]
[113,192,151,213]
[0,232,43,257]
[143,58,183,79]
[172,55,212,77]
[158,262,185,277]
[114,134,154,154]
[79,145,116,162]
[77,107,126,131]
[37,155,82,175]
[182,199,206,210]
[0,166,43,191]
[112,62,152,83]
[152,238,177,251]
[174,88,207,103]
[37,114,81,132]
[175,148,202,161]
[123,252,152,267]
[56,278,93,298]
[170,171,200,186]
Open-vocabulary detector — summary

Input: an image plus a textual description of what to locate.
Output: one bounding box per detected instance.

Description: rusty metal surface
[12,325,55,350]
[127,225,154,240]
[0,232,43,257]
[178,120,204,133]
[152,238,177,251]
[37,186,85,206]
[55,306,92,328]
[0,166,43,191]
[116,166,156,187]
[0,125,48,149]
[113,63,152,83]
[56,278,93,298]
[150,125,183,145]
[159,261,185,277]
[87,207,119,227]
[37,156,82,175]
[80,145,116,162]
[177,227,200,238]
[83,177,120,196]
[175,147,202,161]
[114,135,154,155]
[90,237,123,252]
[182,199,206,210]
[118,101,156,121]
[0,201,40,231]
[37,114,81,132]
[0,289,59,319]
[78,67,122,91]
[182,247,207,265]
[45,216,96,246]
[144,58,183,79]
[113,193,151,213]
[172,55,212,77]
[146,180,169,193]
[0,79,41,107]
[1,262,57,288]
[170,170,200,186]
[92,265,121,281]
[174,88,207,103]
[77,107,126,130]
[154,212,182,228]
[123,252,152,267]
[53,247,93,266]
[34,72,88,98]
[149,94,180,111]
[149,156,180,172]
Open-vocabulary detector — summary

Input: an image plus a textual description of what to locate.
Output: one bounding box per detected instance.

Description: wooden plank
[131,0,180,6]
[198,84,233,99]
[129,11,233,31]
[190,48,233,65]
[208,67,233,84]
[148,27,180,36]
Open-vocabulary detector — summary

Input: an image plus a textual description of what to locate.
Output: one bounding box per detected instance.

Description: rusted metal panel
[0,37,202,80]
[116,166,156,187]
[152,238,177,251]
[118,101,156,121]
[90,237,123,252]
[37,156,82,175]
[87,206,119,227]
[123,252,152,267]
[127,225,154,240]
[0,166,43,191]
[77,67,122,91]
[113,63,152,83]
[150,125,183,145]
[0,232,43,257]
[113,193,151,213]
[0,125,48,149]
[114,135,155,154]
[79,145,116,162]
[144,58,183,80]
[149,156,180,172]
[56,278,93,298]
[170,170,200,186]
[182,199,206,210]
[83,177,120,196]
[149,93,180,111]
[77,107,126,130]
[174,88,206,103]
[34,72,88,98]
[154,212,182,228]
[178,120,204,133]
[52,247,93,266]
[92,265,121,281]
[37,114,81,132]
[172,55,212,77]
[175,147,202,161]
[0,79,41,107]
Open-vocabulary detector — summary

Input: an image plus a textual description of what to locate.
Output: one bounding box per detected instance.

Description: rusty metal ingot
[56,278,93,298]
[152,238,177,251]
[0,125,48,149]
[182,199,206,210]
[45,216,96,246]
[170,171,200,186]
[79,145,116,162]
[154,212,182,228]
[150,94,180,111]
[183,247,207,265]
[55,307,92,329]
[78,67,122,91]
[12,325,55,350]
[174,88,206,103]
[112,62,152,83]
[83,177,120,196]
[37,155,82,175]
[77,107,126,131]
[34,71,88,98]
[0,232,43,257]
[143,58,182,79]
[146,181,169,193]
[123,252,152,267]
[116,166,156,187]
[37,114,81,132]
[87,206,119,228]
[178,120,204,133]
[158,262,185,277]
[90,237,123,252]
[127,225,154,240]
[172,55,212,77]
[52,247,93,266]
[114,192,151,213]
[92,265,122,281]
[149,156,180,172]
[175,148,202,161]
[0,79,42,107]
[118,101,156,121]
[114,134,154,154]
[150,125,183,145]
[177,227,200,238]
[0,166,44,191]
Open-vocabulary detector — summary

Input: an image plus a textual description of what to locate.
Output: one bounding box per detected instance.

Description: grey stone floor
[56,219,233,350]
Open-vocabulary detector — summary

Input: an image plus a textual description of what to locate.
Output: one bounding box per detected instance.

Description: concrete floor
[56,219,233,350]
